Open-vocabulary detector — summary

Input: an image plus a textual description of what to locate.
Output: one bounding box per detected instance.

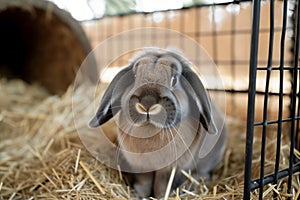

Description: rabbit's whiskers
[169,124,198,171]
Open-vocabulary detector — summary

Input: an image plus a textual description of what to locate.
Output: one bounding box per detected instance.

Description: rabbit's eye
[170,76,177,87]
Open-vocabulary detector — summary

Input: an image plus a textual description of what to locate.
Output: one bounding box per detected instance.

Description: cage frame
[244,0,300,199]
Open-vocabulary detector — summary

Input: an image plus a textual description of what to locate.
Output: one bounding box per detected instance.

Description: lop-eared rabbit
[90,48,226,198]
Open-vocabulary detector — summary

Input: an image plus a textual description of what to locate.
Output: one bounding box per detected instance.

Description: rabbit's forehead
[135,55,182,74]
[157,55,183,73]
[136,65,171,85]
[134,56,181,86]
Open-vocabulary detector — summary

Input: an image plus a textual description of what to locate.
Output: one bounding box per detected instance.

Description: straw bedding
[0,78,299,199]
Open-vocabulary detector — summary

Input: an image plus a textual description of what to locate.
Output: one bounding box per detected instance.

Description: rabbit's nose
[135,102,147,114]
[135,102,162,115]
[140,95,157,110]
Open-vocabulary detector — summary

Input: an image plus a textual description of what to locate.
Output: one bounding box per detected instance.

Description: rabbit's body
[119,102,226,198]
[90,48,226,198]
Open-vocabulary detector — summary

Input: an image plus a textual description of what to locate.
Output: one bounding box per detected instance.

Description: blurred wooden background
[81,1,293,123]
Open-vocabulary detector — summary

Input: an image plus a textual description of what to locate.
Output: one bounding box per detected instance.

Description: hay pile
[0,78,299,199]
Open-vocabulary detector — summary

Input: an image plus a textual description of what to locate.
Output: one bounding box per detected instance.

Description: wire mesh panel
[244,0,300,199]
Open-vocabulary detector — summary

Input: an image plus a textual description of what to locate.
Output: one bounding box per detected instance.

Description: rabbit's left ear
[89,65,134,128]
[182,66,218,134]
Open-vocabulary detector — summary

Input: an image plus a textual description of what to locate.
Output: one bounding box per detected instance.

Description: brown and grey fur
[90,48,226,198]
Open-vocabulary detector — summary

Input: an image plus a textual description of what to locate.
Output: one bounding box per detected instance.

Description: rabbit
[89,48,227,198]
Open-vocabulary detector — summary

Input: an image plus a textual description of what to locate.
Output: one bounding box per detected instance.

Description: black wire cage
[81,0,300,199]
[244,0,300,199]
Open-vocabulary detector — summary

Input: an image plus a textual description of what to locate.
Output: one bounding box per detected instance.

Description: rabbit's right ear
[89,65,134,128]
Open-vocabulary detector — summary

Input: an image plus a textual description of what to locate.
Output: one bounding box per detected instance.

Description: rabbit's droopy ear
[182,66,218,134]
[89,65,134,128]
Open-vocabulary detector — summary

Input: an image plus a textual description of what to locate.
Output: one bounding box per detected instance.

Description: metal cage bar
[259,0,274,198]
[273,0,288,198]
[243,0,261,199]
[288,0,300,195]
